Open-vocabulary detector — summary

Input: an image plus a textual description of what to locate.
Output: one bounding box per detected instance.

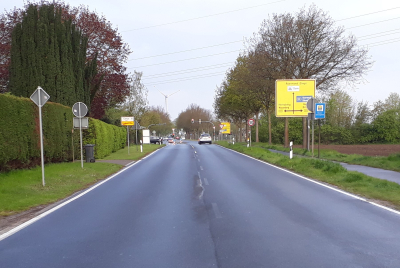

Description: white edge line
[0,149,161,241]
[217,145,400,216]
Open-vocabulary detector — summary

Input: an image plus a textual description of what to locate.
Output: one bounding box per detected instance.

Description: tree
[9,4,94,107]
[176,104,213,139]
[247,4,373,147]
[0,1,131,118]
[324,90,355,129]
[123,71,149,125]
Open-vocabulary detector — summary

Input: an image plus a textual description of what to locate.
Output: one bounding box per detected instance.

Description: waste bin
[84,144,95,163]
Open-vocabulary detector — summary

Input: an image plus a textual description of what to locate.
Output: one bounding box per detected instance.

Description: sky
[3,0,400,121]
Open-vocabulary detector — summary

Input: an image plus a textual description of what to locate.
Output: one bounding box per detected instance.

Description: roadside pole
[127,126,129,155]
[30,86,50,187]
[38,89,45,186]
[312,118,315,157]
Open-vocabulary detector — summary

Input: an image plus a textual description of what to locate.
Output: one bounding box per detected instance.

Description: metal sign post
[72,102,88,168]
[30,86,50,187]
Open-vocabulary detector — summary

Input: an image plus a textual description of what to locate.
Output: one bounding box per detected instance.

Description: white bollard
[140,140,143,153]
[289,141,293,159]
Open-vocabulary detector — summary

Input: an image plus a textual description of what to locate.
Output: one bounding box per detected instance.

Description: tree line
[214,5,378,146]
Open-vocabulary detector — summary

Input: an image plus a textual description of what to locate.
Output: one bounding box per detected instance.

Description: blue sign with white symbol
[315,103,326,119]
[296,96,313,102]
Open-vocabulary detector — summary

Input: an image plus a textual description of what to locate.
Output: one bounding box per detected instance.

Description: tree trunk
[284,117,289,147]
[303,117,307,149]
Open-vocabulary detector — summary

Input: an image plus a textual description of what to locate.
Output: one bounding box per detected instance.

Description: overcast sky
[3,0,399,121]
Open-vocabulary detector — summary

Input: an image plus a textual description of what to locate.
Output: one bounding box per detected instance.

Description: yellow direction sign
[220,122,231,134]
[121,117,134,126]
[275,79,315,117]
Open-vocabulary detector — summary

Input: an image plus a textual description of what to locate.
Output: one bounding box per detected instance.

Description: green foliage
[9,4,93,108]
[82,118,126,159]
[0,94,78,171]
[372,109,400,143]
[0,94,125,171]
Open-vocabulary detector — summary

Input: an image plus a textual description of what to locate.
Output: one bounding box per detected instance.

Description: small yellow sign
[275,79,315,117]
[220,122,231,134]
[121,117,134,126]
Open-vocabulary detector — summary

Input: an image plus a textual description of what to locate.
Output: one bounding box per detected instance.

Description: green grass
[0,144,163,216]
[216,141,400,211]
[0,162,122,216]
[101,144,164,160]
[256,143,400,172]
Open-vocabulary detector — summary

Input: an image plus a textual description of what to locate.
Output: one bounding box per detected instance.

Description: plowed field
[294,144,400,157]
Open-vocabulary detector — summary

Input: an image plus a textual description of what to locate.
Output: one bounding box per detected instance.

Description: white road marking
[198,159,200,162]
[212,203,222,218]
[217,145,400,216]
[198,171,201,179]
[200,166,203,170]
[203,178,209,185]
[0,149,162,241]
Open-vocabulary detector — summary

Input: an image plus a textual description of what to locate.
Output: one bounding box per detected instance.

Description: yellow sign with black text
[275,79,315,117]
[219,122,231,134]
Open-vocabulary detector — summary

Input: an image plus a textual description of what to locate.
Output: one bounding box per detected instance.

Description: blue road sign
[296,95,313,102]
[315,103,326,119]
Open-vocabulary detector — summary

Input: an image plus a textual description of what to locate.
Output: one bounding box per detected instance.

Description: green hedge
[82,118,126,159]
[0,94,126,171]
[0,94,78,171]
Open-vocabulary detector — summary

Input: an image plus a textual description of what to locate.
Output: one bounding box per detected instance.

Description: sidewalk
[268,149,400,185]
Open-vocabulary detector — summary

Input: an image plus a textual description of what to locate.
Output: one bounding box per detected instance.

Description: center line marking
[212,203,222,219]
[200,166,203,170]
[203,178,209,185]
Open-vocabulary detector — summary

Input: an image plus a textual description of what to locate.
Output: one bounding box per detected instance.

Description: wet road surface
[1,141,400,267]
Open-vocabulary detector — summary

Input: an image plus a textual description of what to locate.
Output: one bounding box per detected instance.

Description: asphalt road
[1,141,400,267]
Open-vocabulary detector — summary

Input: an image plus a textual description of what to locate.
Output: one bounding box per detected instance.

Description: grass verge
[100,144,165,160]
[258,143,400,172]
[0,144,163,216]
[217,141,400,211]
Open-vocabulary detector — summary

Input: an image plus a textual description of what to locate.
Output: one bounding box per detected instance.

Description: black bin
[84,144,95,163]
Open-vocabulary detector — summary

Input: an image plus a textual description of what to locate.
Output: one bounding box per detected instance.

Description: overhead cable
[121,0,286,32]
[130,50,241,69]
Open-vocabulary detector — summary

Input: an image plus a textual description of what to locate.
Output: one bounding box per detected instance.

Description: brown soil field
[294,144,400,157]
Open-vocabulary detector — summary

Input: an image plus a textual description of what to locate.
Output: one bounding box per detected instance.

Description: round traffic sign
[72,102,88,118]
[248,118,255,127]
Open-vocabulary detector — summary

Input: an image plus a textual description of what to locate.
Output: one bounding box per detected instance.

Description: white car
[198,133,212,145]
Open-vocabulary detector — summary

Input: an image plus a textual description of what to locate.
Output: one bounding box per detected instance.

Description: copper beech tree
[0,1,131,118]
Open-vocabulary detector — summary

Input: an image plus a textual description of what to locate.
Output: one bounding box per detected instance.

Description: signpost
[275,79,315,148]
[315,103,326,158]
[220,122,231,134]
[72,102,88,168]
[121,117,134,154]
[30,86,50,186]
[247,118,255,147]
[275,79,316,117]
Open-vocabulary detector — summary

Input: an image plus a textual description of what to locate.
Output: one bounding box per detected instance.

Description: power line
[337,7,400,21]
[366,38,400,47]
[130,50,241,69]
[358,28,400,40]
[347,17,400,29]
[143,62,233,78]
[121,0,286,32]
[370,39,400,47]
[129,40,243,61]
[146,72,226,86]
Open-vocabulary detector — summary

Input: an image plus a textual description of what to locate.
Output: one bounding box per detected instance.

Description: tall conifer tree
[9,4,94,107]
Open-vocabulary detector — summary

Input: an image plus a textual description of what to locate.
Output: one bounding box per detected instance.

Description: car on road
[150,136,162,144]
[198,133,212,145]
[167,137,174,144]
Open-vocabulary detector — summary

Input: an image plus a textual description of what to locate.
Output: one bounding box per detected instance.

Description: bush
[0,94,126,171]
[82,118,126,159]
